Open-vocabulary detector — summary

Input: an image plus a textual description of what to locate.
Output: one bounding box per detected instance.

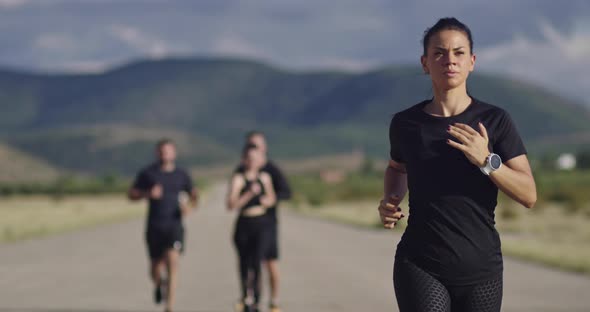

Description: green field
[0,195,145,243]
[0,178,209,243]
[289,168,590,274]
[1,166,589,275]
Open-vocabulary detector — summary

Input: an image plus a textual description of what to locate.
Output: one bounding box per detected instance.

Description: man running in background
[128,138,199,312]
[235,131,291,312]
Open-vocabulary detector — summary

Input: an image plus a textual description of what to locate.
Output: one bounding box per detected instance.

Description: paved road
[1,184,589,311]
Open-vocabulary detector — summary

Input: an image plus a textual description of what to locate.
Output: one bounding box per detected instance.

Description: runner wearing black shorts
[228,144,277,312]
[128,139,199,312]
[235,131,291,312]
[378,18,537,312]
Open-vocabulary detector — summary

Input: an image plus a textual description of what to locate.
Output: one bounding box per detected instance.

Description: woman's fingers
[378,200,404,228]
[382,216,402,223]
[448,127,470,143]
[250,183,262,194]
[382,218,403,229]
[378,202,402,217]
[383,222,396,229]
[447,123,491,167]
[379,197,406,229]
[446,139,467,152]
[453,123,479,136]
[380,199,401,210]
[478,122,489,140]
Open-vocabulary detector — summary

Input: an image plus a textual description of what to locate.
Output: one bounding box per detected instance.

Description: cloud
[108,24,173,59]
[478,19,590,64]
[210,34,272,60]
[34,33,76,51]
[0,0,28,9]
[0,0,588,106]
[310,57,377,72]
[477,18,590,104]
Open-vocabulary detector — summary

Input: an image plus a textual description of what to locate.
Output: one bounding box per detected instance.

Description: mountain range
[1,57,588,177]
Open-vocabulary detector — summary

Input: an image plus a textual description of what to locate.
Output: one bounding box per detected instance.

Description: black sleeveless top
[239,174,266,213]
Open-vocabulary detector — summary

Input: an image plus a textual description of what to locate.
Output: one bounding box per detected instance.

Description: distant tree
[101,173,119,187]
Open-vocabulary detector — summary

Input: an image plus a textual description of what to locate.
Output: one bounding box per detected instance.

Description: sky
[0,0,589,105]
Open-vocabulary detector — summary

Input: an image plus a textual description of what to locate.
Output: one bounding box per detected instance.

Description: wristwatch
[480,153,502,176]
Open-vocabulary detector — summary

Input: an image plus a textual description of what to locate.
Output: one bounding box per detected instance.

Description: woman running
[378,17,537,312]
[228,144,277,312]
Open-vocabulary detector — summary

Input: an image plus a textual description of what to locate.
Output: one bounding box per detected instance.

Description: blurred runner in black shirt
[128,139,198,312]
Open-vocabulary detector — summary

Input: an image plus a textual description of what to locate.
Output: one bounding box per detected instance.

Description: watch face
[490,154,502,170]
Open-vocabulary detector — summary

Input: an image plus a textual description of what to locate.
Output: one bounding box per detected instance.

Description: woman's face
[421,30,476,91]
[244,149,264,170]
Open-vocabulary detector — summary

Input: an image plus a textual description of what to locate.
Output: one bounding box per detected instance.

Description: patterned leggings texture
[394,257,503,312]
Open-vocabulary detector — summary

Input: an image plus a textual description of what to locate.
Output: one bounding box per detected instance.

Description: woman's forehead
[428,30,470,48]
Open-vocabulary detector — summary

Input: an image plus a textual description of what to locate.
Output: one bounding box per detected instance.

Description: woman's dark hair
[422,17,473,56]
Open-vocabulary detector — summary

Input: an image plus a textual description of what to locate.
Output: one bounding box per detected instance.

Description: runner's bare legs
[150,259,166,289]
[164,249,180,312]
[266,260,280,305]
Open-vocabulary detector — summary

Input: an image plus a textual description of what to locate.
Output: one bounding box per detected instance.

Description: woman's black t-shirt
[389,98,526,286]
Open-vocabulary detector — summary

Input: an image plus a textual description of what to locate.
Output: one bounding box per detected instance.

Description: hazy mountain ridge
[0,57,588,175]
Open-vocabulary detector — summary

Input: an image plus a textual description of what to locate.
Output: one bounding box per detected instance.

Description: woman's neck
[427,84,472,117]
[245,168,259,179]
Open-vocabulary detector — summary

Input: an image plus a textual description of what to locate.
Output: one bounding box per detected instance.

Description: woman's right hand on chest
[249,182,262,195]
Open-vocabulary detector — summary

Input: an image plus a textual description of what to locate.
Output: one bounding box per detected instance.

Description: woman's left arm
[448,122,537,209]
[488,154,536,208]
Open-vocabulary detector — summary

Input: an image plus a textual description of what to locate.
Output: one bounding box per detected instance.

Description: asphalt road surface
[1,184,589,312]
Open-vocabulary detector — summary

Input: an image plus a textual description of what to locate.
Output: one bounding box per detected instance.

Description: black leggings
[233,216,271,304]
[394,257,503,312]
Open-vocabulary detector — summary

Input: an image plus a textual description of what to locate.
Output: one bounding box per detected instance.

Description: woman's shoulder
[471,99,520,133]
[472,98,509,116]
[391,100,429,122]
[231,172,246,184]
[258,171,273,182]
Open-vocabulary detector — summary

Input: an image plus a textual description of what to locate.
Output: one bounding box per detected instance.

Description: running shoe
[269,302,281,312]
[154,282,163,304]
[234,300,245,312]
